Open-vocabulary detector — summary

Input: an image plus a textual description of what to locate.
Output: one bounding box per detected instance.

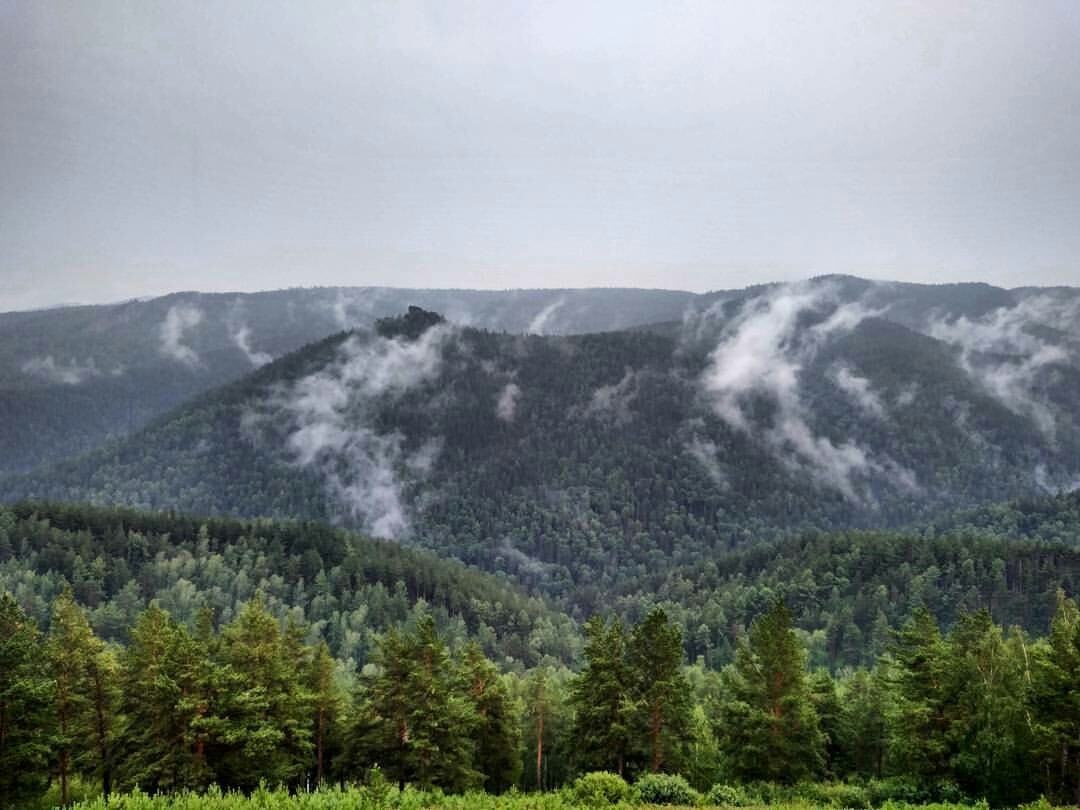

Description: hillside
[0,287,695,475]
[6,280,1080,618]
[0,500,581,669]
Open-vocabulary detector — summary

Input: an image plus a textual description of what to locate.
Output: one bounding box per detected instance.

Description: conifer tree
[459,642,521,792]
[885,607,950,782]
[0,594,53,808]
[627,607,691,773]
[347,613,479,792]
[571,617,632,776]
[46,588,96,805]
[716,601,825,783]
[218,597,313,789]
[1032,591,1080,804]
[309,641,342,787]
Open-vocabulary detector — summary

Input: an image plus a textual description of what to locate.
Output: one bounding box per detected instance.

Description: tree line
[9,589,1080,808]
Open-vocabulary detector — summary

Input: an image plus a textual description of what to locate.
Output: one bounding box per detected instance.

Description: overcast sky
[2,1,1079,311]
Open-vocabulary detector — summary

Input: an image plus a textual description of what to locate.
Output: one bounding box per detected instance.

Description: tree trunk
[535,712,544,791]
[316,706,326,785]
[651,704,662,772]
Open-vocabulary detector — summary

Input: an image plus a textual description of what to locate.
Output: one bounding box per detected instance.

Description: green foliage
[0,594,53,808]
[633,773,698,805]
[716,603,826,784]
[570,771,631,806]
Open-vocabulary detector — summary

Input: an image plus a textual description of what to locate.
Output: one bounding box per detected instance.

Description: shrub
[704,783,756,807]
[634,773,698,805]
[570,771,632,806]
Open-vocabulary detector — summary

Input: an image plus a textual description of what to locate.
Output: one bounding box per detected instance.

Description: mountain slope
[0,287,696,475]
[0,500,580,669]
[7,281,1080,610]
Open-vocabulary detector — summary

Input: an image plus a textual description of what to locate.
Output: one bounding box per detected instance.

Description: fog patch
[21,355,116,385]
[496,382,522,422]
[254,323,453,538]
[527,298,566,335]
[830,364,885,418]
[928,298,1072,436]
[686,436,729,490]
[228,301,273,367]
[587,369,640,424]
[159,304,204,366]
[694,282,914,501]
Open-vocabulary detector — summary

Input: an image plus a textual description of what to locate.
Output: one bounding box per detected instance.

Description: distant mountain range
[4,276,1080,612]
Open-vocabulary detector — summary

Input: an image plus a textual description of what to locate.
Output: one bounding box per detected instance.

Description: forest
[3,502,1080,807]
[8,580,1080,809]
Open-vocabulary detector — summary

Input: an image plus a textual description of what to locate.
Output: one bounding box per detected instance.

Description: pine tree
[571,617,633,776]
[116,605,210,792]
[0,594,53,808]
[46,588,97,805]
[885,607,949,783]
[309,641,343,786]
[347,613,479,792]
[627,608,691,773]
[458,642,521,792]
[217,597,313,789]
[1031,591,1080,804]
[716,601,825,783]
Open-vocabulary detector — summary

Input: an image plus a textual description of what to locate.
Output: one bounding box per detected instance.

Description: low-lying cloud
[159,304,204,366]
[830,364,885,418]
[527,298,566,335]
[496,382,522,422]
[227,302,273,367]
[21,355,117,385]
[255,323,453,538]
[693,282,914,501]
[927,297,1072,436]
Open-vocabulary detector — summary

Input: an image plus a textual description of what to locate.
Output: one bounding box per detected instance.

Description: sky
[2,0,1079,311]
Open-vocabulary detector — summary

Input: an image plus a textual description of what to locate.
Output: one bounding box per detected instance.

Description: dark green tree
[570,617,633,776]
[0,594,53,808]
[716,601,825,783]
[459,642,521,792]
[627,608,692,773]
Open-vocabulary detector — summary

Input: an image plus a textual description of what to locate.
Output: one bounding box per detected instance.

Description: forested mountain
[0,501,580,669]
[0,287,695,475]
[5,278,1080,637]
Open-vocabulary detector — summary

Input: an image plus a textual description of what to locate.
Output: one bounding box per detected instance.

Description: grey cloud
[694,282,914,500]
[21,355,112,385]
[159,304,204,366]
[830,364,886,418]
[496,382,522,422]
[927,297,1073,436]
[263,323,454,538]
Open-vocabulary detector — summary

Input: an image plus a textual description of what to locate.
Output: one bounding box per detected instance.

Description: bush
[634,773,698,805]
[704,783,757,807]
[571,771,632,806]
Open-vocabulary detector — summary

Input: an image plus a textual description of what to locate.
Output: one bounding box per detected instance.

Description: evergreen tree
[217,597,313,789]
[309,641,343,786]
[627,608,691,773]
[716,601,825,783]
[347,614,479,792]
[0,594,53,808]
[1032,591,1080,805]
[570,617,633,776]
[46,588,97,805]
[458,642,522,792]
[885,608,950,783]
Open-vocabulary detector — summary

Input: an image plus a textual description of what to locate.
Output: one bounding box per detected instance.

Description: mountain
[0,286,696,475]
[6,278,1080,614]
